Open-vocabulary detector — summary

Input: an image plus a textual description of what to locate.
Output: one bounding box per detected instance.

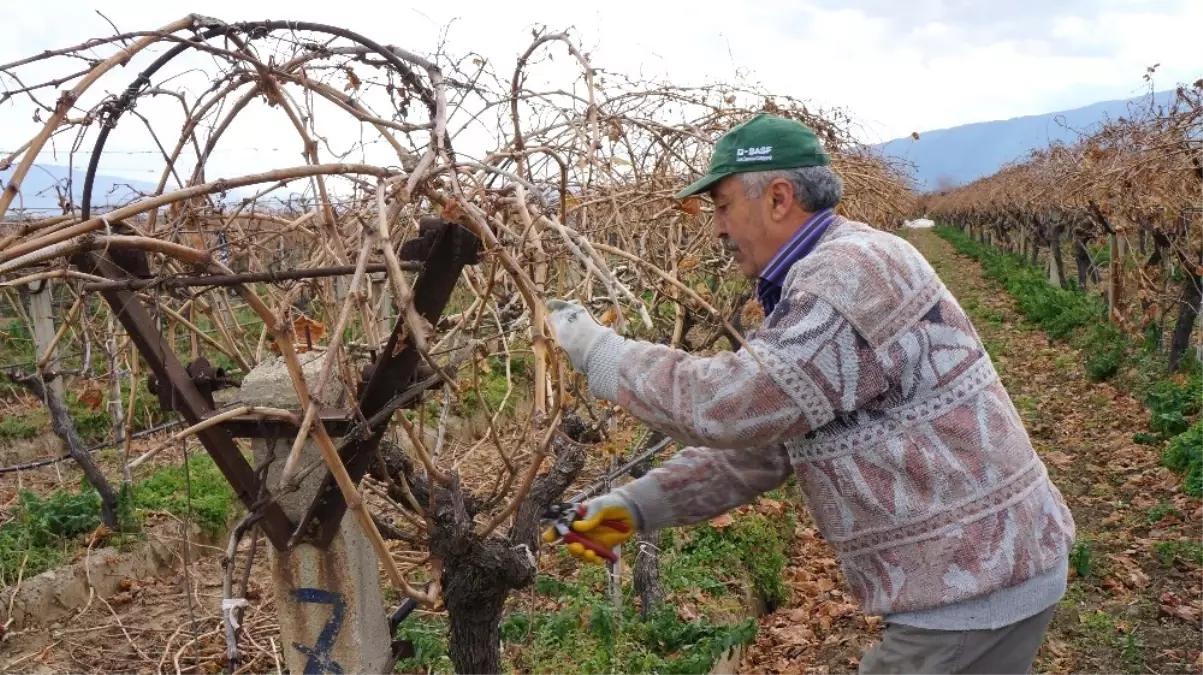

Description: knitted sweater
[586,217,1076,625]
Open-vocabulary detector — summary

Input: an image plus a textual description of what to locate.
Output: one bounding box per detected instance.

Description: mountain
[877,89,1178,192]
[0,163,165,217]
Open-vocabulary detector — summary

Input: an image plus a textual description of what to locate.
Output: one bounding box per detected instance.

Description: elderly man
[544,112,1075,674]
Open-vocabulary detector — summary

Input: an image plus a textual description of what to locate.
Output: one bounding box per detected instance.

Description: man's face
[710,175,772,277]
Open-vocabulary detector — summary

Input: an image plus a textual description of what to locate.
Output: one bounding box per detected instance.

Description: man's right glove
[542,493,641,564]
[546,299,613,373]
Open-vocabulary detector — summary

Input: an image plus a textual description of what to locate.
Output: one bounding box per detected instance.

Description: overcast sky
[2,0,1200,186]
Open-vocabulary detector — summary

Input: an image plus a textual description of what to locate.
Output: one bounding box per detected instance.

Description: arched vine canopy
[0,14,914,608]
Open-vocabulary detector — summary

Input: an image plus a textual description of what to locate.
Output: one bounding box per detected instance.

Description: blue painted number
[291,588,346,674]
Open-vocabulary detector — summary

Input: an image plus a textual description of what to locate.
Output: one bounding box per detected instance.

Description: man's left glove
[546,299,611,372]
[542,493,641,564]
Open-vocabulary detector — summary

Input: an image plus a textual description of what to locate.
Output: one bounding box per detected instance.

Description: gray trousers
[858,605,1057,674]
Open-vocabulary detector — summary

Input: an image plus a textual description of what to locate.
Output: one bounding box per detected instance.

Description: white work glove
[545,299,626,401]
[546,299,612,373]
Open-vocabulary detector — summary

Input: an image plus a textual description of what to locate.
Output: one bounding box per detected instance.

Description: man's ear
[769,179,793,221]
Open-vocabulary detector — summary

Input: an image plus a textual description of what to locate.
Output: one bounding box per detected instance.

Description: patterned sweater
[586,217,1076,627]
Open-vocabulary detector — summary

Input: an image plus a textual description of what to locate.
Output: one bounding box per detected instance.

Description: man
[544,112,1076,674]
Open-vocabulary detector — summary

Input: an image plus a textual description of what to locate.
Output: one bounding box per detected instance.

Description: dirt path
[739,228,1202,675]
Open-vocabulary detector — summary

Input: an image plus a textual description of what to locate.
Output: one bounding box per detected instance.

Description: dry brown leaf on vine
[599,307,618,326]
[677,255,699,271]
[77,382,105,411]
[1042,450,1074,469]
[342,66,361,92]
[440,198,465,222]
[676,197,701,216]
[756,496,785,516]
[1160,591,1202,623]
[741,298,765,326]
[771,624,815,645]
[292,315,326,352]
[677,602,699,622]
[606,120,621,142]
[86,523,112,547]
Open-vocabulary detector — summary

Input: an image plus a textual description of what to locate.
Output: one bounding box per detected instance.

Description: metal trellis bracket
[72,216,480,550]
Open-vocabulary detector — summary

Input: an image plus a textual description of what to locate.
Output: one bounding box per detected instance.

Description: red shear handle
[563,518,630,563]
[562,531,617,562]
[597,519,630,533]
[558,524,630,560]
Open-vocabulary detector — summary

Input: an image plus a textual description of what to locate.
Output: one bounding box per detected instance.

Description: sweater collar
[756,208,839,315]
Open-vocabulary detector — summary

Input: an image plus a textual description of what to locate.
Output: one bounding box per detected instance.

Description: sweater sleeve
[613,442,793,532]
[586,293,889,451]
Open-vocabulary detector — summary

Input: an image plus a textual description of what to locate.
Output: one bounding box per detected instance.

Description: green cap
[675,112,831,199]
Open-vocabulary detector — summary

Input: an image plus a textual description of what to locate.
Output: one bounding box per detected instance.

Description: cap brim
[674,171,728,200]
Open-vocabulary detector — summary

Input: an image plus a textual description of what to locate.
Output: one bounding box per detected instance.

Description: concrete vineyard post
[238,350,393,674]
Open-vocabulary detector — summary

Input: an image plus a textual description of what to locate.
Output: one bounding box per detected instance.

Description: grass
[0,482,102,586]
[662,509,792,609]
[394,505,791,675]
[131,451,238,535]
[0,383,164,445]
[1146,502,1181,523]
[0,453,237,585]
[457,353,532,418]
[1153,539,1203,568]
[0,410,43,441]
[1077,607,1146,670]
[1070,538,1094,579]
[934,226,1203,498]
[0,317,36,397]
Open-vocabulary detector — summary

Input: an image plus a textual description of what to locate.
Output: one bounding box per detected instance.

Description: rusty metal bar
[73,250,296,549]
[299,218,480,547]
[79,261,421,292]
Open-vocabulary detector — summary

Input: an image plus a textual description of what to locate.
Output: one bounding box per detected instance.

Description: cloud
[801,0,1188,47]
[0,0,1198,188]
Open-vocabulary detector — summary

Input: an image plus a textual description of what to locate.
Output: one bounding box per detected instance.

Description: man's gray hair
[739,165,843,212]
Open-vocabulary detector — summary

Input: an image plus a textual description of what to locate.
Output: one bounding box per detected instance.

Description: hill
[877,89,1177,192]
[0,163,165,217]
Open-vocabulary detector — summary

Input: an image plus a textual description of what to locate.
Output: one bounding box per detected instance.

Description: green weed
[1145,376,1202,438]
[1162,421,1202,497]
[1080,609,1116,636]
[1119,630,1145,668]
[0,410,44,440]
[1153,539,1203,567]
[1070,538,1094,578]
[133,452,237,534]
[395,506,786,675]
[458,354,531,418]
[0,483,100,585]
[1146,502,1181,523]
[0,453,239,585]
[935,226,1203,496]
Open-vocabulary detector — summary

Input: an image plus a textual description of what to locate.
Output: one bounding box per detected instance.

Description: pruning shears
[542,502,630,563]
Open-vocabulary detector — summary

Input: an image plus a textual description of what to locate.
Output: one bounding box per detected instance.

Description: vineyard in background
[922,82,1203,496]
